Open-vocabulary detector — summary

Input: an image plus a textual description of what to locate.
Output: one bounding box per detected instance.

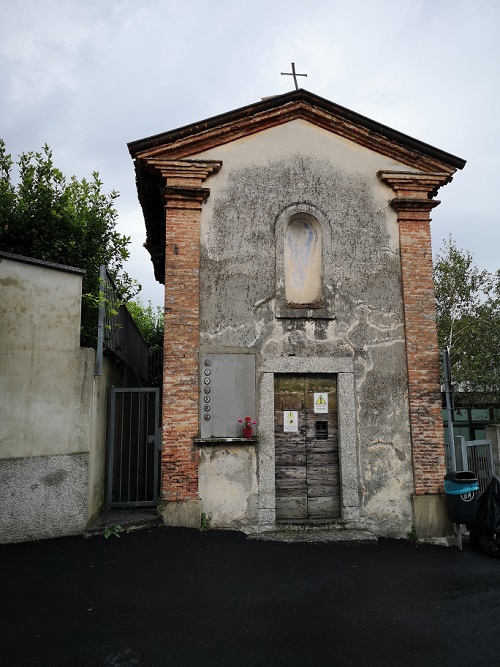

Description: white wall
[0,254,92,458]
[0,253,111,542]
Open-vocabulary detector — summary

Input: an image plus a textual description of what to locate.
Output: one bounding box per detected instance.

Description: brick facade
[379,172,452,495]
[157,161,221,501]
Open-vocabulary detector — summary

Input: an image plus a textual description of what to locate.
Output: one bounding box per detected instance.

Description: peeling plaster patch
[347,305,404,350]
[199,446,258,527]
[205,321,247,338]
[362,470,413,535]
[304,320,315,337]
[362,440,412,505]
[366,308,402,330]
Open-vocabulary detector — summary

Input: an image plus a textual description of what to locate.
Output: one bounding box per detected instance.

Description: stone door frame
[274,374,340,520]
[257,356,360,526]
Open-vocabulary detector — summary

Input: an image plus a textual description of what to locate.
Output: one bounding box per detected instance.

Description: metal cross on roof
[281,62,307,90]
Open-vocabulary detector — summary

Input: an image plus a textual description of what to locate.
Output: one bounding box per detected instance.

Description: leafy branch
[434,236,500,404]
[0,139,141,347]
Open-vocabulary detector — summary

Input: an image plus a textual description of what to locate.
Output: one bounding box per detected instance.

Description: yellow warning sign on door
[283,410,298,432]
[314,392,328,414]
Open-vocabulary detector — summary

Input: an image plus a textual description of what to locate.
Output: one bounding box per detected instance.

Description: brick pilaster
[147,160,221,501]
[378,171,452,495]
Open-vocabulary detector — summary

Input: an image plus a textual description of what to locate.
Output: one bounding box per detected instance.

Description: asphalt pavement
[1,526,500,666]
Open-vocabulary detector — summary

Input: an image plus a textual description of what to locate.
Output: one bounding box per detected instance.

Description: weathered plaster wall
[0,453,89,543]
[0,254,113,541]
[196,121,414,534]
[0,255,92,459]
[198,445,258,527]
[87,357,124,524]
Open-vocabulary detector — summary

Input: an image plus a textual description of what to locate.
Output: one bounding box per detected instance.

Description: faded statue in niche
[284,215,323,305]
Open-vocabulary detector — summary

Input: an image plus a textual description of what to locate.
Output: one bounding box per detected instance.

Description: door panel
[274,375,340,520]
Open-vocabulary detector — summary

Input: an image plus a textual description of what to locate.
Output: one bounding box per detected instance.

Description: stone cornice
[389,198,441,214]
[137,103,457,172]
[378,170,452,199]
[161,186,211,207]
[139,158,222,187]
[134,159,222,284]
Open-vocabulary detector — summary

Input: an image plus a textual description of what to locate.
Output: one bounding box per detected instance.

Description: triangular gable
[128,88,465,174]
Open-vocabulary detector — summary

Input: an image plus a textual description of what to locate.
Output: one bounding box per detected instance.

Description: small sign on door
[314,392,328,414]
[283,410,298,432]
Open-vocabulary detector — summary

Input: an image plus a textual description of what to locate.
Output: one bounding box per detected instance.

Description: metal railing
[445,436,494,494]
[95,266,150,382]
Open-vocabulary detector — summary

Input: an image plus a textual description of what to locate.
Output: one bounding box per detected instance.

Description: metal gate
[106,387,161,508]
[445,436,494,494]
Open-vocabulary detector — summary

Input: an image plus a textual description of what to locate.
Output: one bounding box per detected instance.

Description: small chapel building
[128,89,466,538]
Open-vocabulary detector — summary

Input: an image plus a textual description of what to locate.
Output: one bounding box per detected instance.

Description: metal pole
[106,386,116,508]
[455,523,463,551]
[458,435,468,471]
[443,348,456,471]
[443,348,463,549]
[94,265,106,376]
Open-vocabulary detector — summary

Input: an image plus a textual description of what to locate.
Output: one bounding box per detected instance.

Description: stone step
[248,528,377,543]
[84,509,161,537]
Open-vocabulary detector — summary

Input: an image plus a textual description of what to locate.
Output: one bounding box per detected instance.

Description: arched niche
[284,214,323,305]
[275,203,335,319]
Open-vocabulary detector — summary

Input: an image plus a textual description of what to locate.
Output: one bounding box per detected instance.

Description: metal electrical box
[200,354,256,439]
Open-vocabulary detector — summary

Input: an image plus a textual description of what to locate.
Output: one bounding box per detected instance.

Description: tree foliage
[434,237,500,405]
[127,299,164,353]
[0,140,139,346]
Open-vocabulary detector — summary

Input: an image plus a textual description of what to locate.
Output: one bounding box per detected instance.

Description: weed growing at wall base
[407,526,418,543]
[103,525,123,539]
[200,513,211,531]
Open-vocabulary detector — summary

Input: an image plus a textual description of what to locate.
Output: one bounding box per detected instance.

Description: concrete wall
[0,253,113,542]
[0,255,90,458]
[198,445,258,528]
[87,356,124,524]
[196,121,415,535]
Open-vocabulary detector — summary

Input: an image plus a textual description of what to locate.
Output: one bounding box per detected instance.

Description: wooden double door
[274,375,340,520]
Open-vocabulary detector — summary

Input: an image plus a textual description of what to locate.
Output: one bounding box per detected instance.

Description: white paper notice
[283,410,298,432]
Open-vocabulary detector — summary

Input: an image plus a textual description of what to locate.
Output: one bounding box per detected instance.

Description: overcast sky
[1,0,498,307]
